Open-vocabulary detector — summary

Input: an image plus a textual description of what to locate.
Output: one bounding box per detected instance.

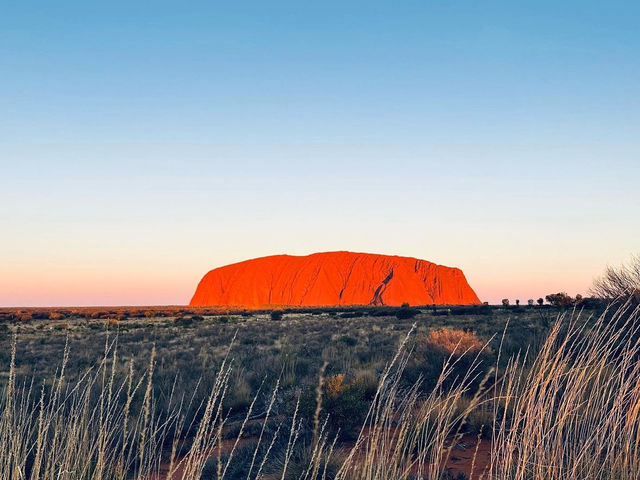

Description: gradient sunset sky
[2,1,639,306]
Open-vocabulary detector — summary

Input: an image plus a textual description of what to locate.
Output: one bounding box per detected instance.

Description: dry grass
[1,305,639,479]
[325,374,347,399]
[425,327,487,355]
[490,303,640,480]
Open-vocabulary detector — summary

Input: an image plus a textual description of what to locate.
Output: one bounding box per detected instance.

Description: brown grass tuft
[425,327,486,355]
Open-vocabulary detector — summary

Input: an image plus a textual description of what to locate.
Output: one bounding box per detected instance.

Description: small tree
[515,299,520,306]
[592,255,640,304]
[545,292,575,307]
[528,299,534,306]
[502,299,510,307]
[537,298,544,306]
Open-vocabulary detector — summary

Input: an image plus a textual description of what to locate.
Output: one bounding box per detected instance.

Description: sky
[1,1,639,306]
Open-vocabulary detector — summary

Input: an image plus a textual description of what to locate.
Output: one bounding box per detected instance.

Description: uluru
[190,251,480,308]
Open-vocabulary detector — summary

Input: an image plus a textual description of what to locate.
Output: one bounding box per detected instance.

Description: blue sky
[1,1,639,305]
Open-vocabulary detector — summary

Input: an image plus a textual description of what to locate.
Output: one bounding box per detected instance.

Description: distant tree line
[500,293,604,309]
[498,255,639,309]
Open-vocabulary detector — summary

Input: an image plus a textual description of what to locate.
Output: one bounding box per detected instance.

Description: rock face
[189,251,480,308]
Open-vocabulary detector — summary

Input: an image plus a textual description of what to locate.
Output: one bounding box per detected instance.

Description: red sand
[190,251,480,308]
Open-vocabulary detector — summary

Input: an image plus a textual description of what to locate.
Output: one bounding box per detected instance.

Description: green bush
[339,335,358,346]
[174,316,194,327]
[395,306,420,320]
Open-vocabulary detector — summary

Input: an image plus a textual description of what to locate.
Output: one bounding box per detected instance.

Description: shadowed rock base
[190,251,481,308]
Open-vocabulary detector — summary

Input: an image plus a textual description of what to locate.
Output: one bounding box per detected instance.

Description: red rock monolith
[189,251,481,308]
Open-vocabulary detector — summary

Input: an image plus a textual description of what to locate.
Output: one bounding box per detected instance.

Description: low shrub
[323,376,370,440]
[174,316,194,327]
[339,335,358,347]
[425,328,486,355]
[450,304,492,315]
[395,306,420,320]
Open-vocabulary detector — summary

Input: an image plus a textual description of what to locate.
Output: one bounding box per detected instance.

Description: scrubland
[1,302,638,479]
